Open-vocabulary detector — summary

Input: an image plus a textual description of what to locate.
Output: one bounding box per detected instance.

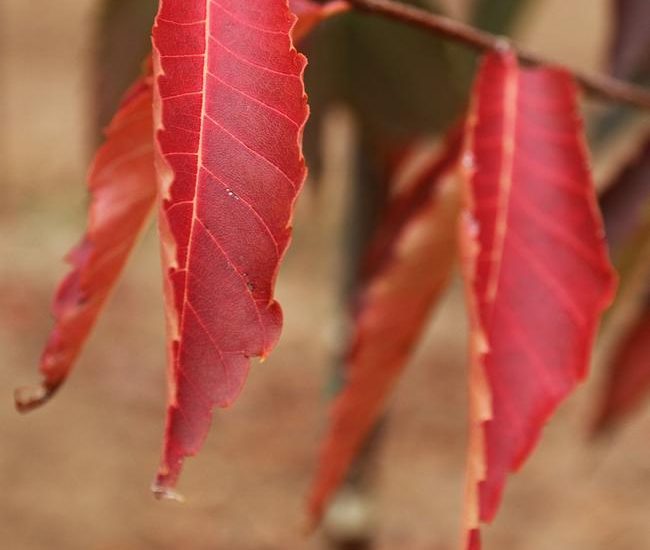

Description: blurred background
[1,0,650,548]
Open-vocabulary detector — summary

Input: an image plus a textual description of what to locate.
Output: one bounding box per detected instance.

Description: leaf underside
[16,7,630,546]
[308,128,463,523]
[152,0,309,495]
[15,76,157,412]
[461,52,616,548]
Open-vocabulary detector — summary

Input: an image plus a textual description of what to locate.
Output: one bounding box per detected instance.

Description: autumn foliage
[14,0,650,548]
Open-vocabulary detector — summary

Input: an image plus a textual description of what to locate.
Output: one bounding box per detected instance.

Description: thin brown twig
[345,0,650,111]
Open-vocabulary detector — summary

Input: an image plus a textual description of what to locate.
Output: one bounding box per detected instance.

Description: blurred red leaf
[289,0,349,43]
[151,0,309,496]
[15,75,157,412]
[594,298,650,432]
[308,128,463,524]
[460,52,616,548]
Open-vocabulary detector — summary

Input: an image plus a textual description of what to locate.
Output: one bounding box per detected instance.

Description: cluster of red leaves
[18,1,650,548]
[308,49,616,547]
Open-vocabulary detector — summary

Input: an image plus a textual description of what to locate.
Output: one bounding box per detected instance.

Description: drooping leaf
[594,296,650,432]
[151,0,309,496]
[460,52,616,548]
[308,128,463,524]
[289,0,349,43]
[15,75,157,412]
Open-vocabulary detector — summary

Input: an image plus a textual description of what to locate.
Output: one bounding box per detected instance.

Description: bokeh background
[1,0,650,548]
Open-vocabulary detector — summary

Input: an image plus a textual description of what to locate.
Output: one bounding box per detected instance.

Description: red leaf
[15,75,157,412]
[460,52,616,547]
[152,0,309,496]
[308,129,463,524]
[289,0,349,43]
[594,298,650,432]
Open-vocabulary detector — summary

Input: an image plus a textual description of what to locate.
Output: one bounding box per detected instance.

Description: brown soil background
[1,1,650,549]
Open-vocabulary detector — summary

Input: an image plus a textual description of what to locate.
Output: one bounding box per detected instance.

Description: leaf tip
[14,381,61,414]
[151,480,186,503]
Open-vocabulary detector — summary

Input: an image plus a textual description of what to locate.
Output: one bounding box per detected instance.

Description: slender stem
[346,0,650,110]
